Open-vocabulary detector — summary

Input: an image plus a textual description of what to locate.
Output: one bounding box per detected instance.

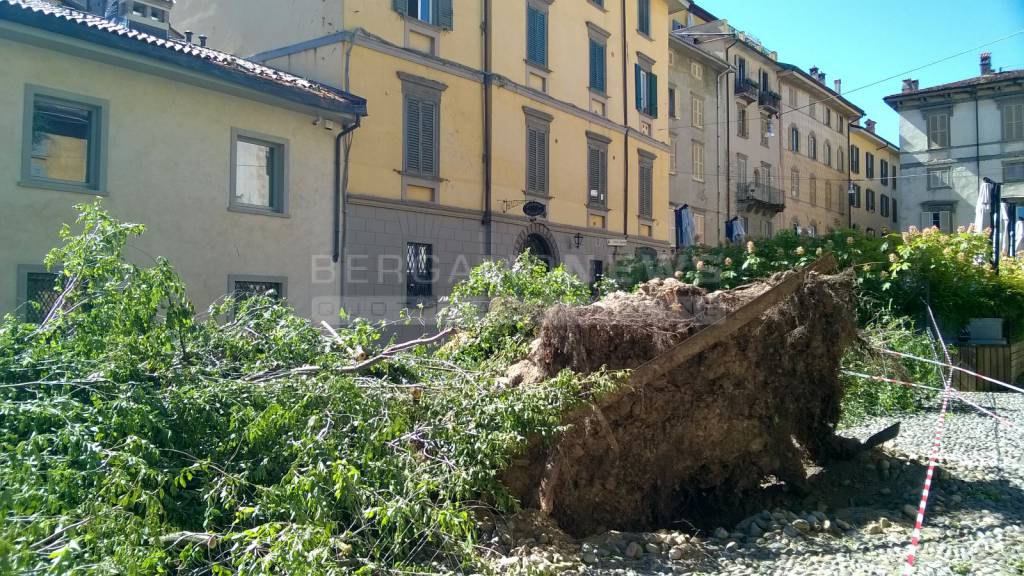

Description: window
[691,96,704,129]
[395,0,453,28]
[926,110,950,149]
[927,167,951,189]
[1005,160,1024,182]
[850,145,860,173]
[1003,101,1024,141]
[668,87,677,119]
[637,0,651,36]
[807,174,817,206]
[23,86,107,193]
[524,108,551,196]
[691,61,704,80]
[837,146,845,172]
[790,168,799,199]
[737,105,748,138]
[892,198,898,223]
[809,101,816,117]
[788,87,797,108]
[693,211,706,244]
[865,152,875,179]
[589,259,604,295]
[790,125,800,152]
[401,73,445,192]
[406,243,433,299]
[639,152,654,218]
[824,107,831,127]
[591,0,604,7]
[866,189,876,212]
[736,154,748,184]
[149,6,166,22]
[759,114,769,147]
[692,141,704,182]
[808,133,817,160]
[922,209,952,232]
[838,117,845,134]
[231,129,288,214]
[669,135,678,174]
[635,59,658,117]
[589,37,607,93]
[526,2,548,67]
[880,193,890,217]
[849,183,862,208]
[880,159,889,185]
[587,133,609,206]
[231,277,285,303]
[18,268,59,323]
[825,181,832,211]
[892,165,897,189]
[824,141,832,167]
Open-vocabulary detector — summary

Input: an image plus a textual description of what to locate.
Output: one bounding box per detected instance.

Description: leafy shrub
[0,203,617,574]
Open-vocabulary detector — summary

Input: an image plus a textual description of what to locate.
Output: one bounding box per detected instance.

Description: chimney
[199,34,208,47]
[902,78,919,93]
[866,119,876,134]
[809,66,819,78]
[981,52,993,75]
[817,71,826,84]
[185,30,193,43]
[834,79,842,93]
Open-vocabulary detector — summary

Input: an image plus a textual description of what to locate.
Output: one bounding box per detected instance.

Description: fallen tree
[504,257,864,535]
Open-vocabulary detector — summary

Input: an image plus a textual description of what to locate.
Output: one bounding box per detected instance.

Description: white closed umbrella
[975,181,993,232]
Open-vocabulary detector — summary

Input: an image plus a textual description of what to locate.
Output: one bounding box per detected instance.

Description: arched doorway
[521,233,555,269]
[513,223,561,270]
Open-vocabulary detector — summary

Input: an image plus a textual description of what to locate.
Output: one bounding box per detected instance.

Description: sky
[698,0,1024,144]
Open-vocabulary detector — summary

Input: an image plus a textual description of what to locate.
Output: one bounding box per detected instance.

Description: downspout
[975,89,981,199]
[333,118,361,264]
[714,63,733,245]
[482,0,493,256]
[846,121,853,228]
[723,37,738,233]
[620,0,629,237]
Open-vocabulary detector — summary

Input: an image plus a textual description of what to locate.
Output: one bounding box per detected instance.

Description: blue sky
[699,0,1024,143]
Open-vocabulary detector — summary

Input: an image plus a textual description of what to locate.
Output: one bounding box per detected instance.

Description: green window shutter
[589,40,598,90]
[437,0,453,30]
[405,96,421,174]
[648,73,658,118]
[588,146,600,198]
[634,64,642,112]
[393,0,408,16]
[527,127,539,194]
[538,127,547,194]
[420,101,437,176]
[527,6,547,66]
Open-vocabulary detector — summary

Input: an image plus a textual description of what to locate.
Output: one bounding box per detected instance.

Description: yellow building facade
[175,0,683,324]
[850,121,901,236]
[777,63,862,236]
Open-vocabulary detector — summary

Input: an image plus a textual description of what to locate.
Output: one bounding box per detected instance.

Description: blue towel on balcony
[675,206,695,247]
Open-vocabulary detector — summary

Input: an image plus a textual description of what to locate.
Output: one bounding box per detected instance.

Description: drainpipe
[715,63,734,245]
[846,121,854,228]
[333,118,361,263]
[482,0,493,256]
[723,37,739,236]
[975,89,981,205]
[620,0,630,237]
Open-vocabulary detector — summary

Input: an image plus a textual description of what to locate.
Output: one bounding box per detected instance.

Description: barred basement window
[232,278,284,302]
[22,271,59,323]
[406,242,433,299]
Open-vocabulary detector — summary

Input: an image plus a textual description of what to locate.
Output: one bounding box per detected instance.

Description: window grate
[233,280,283,301]
[406,243,433,298]
[25,272,59,323]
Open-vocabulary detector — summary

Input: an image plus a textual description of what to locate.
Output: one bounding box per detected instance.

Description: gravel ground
[487,392,1024,576]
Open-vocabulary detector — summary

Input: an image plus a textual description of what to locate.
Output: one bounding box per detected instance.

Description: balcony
[736,182,785,214]
[734,78,759,104]
[758,89,781,114]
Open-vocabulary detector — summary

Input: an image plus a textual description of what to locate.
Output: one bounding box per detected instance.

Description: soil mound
[504,266,859,536]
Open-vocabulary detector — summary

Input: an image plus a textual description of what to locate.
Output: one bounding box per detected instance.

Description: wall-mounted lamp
[573,233,584,249]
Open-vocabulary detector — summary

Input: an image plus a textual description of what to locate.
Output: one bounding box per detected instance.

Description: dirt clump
[504,269,859,537]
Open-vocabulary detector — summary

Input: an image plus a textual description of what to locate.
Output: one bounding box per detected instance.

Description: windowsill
[228,204,290,218]
[399,171,441,183]
[587,0,608,12]
[525,60,552,74]
[401,15,443,33]
[18,179,106,196]
[636,30,653,41]
[692,177,705,183]
[588,203,609,212]
[524,190,551,199]
[589,87,608,99]
[406,296,438,308]
[638,216,654,224]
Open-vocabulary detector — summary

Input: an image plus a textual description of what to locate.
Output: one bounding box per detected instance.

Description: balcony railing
[734,78,759,103]
[736,181,785,213]
[758,89,781,113]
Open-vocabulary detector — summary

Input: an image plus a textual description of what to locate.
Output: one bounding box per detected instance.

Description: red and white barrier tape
[840,371,1018,429]
[901,385,951,575]
[875,348,1024,395]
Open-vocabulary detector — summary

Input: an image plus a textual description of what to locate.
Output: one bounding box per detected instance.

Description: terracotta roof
[0,0,366,117]
[885,69,1024,101]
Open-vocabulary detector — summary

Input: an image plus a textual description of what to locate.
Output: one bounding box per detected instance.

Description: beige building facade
[175,0,684,323]
[0,1,366,323]
[777,63,862,236]
[850,121,901,236]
